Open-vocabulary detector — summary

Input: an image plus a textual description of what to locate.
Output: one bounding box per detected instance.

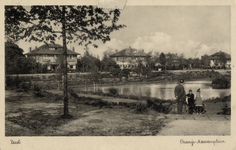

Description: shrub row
[212,76,231,89]
[74,88,173,104]
[69,91,172,114]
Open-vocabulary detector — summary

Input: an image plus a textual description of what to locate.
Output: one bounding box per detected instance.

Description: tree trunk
[61,6,71,118]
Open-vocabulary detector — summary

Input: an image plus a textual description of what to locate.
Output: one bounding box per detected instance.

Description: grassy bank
[5,90,165,136]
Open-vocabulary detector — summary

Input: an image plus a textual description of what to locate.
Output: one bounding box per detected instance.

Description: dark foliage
[108,87,118,95]
[212,76,230,89]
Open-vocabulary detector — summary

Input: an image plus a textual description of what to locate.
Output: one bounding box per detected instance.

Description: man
[174,79,186,114]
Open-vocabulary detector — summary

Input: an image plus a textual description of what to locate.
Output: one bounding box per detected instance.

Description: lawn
[5,90,165,136]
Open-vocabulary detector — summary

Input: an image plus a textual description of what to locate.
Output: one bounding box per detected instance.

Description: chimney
[73,47,75,52]
[29,47,32,52]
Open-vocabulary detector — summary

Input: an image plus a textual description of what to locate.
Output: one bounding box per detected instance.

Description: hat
[189,89,192,92]
[180,79,184,83]
[197,88,200,92]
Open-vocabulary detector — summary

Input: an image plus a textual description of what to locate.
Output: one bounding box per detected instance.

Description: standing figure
[195,88,203,114]
[174,79,186,114]
[186,89,195,114]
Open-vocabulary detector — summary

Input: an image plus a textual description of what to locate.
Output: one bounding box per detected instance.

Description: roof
[25,43,80,55]
[110,47,151,57]
[210,51,231,60]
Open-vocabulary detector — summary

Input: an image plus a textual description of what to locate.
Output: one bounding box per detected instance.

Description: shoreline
[69,77,214,88]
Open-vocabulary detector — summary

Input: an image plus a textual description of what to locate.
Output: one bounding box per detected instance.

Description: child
[186,89,195,114]
[195,88,203,114]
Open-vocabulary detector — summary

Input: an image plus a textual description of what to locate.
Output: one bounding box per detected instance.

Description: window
[70,55,73,59]
[43,55,47,59]
[70,65,73,69]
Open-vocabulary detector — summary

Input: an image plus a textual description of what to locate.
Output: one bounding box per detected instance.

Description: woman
[195,88,203,114]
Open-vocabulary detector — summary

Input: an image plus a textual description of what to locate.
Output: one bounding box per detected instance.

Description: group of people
[174,79,205,114]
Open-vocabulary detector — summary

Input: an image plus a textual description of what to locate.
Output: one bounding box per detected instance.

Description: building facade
[209,51,231,69]
[25,43,80,71]
[109,47,151,69]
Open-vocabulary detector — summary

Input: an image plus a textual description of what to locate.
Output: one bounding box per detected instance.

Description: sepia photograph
[4,4,231,138]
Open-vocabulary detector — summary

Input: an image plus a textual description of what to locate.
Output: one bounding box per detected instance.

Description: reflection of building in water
[121,87,131,95]
[159,88,166,100]
[150,85,156,98]
[150,84,175,100]
[142,86,151,97]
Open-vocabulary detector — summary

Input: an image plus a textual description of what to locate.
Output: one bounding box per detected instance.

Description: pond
[85,81,231,100]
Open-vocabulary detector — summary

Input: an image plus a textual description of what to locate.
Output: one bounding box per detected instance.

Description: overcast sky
[18,6,231,59]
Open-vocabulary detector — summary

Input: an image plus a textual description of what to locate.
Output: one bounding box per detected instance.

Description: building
[209,51,231,68]
[25,43,80,71]
[109,47,151,69]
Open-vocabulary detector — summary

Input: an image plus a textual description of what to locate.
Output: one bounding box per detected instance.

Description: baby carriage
[193,103,206,114]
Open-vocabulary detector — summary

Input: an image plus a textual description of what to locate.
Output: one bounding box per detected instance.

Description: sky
[18,6,231,59]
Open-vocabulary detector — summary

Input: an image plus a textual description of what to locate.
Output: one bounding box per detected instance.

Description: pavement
[156,113,230,136]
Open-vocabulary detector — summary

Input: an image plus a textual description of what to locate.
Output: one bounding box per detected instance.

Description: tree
[101,54,119,72]
[218,54,227,69]
[5,6,30,42]
[80,51,101,72]
[134,59,143,77]
[5,41,35,74]
[5,6,125,118]
[188,58,193,69]
[159,52,166,71]
[178,53,186,70]
[76,58,83,72]
[201,54,210,69]
[166,53,175,70]
[192,58,201,69]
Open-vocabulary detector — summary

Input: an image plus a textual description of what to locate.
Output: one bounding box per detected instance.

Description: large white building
[109,47,151,69]
[25,43,80,71]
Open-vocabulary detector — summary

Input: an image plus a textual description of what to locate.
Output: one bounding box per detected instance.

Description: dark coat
[174,84,186,101]
[186,93,194,106]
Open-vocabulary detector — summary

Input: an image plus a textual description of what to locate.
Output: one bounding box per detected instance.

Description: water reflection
[87,81,231,100]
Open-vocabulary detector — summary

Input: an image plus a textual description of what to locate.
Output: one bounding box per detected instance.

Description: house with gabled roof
[25,43,80,71]
[109,46,151,69]
[209,51,231,68]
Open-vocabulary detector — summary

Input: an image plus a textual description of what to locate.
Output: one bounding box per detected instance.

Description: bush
[135,102,147,113]
[33,84,41,92]
[118,69,131,78]
[20,81,31,92]
[212,76,230,89]
[110,67,120,77]
[5,76,14,87]
[108,87,118,95]
[5,75,22,88]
